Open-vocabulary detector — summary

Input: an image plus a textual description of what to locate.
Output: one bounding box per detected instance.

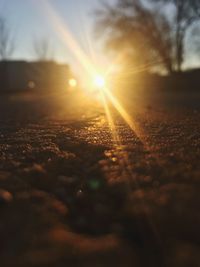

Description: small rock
[76,189,84,198]
[50,199,68,215]
[24,164,46,174]
[0,189,13,205]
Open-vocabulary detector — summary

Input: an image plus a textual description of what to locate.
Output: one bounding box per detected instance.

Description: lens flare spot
[88,179,101,190]
[28,81,35,89]
[69,78,77,87]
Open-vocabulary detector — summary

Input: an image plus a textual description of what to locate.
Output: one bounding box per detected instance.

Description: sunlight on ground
[41,0,145,148]
[31,0,161,249]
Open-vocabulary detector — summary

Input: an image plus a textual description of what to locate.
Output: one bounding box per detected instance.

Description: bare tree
[0,17,15,60]
[152,0,200,71]
[33,37,54,61]
[95,0,175,74]
[95,0,200,73]
[190,24,200,58]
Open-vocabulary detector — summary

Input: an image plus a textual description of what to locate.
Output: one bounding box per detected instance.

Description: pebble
[76,189,84,198]
[0,189,13,205]
[24,164,46,174]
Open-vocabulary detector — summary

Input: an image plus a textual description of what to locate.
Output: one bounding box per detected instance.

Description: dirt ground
[0,90,200,267]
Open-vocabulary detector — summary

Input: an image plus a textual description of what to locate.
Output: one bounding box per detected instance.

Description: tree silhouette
[33,37,54,61]
[152,0,200,71]
[95,0,200,73]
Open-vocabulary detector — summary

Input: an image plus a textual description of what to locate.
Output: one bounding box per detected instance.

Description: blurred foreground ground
[0,88,200,267]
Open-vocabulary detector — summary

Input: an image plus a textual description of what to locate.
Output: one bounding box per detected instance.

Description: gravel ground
[0,90,200,267]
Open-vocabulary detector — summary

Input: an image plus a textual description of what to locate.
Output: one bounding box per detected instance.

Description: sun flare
[94,75,105,89]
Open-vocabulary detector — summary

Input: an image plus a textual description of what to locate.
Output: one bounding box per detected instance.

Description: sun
[94,75,106,89]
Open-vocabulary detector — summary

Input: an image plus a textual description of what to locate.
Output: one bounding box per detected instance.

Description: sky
[0,0,199,84]
[0,0,115,83]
